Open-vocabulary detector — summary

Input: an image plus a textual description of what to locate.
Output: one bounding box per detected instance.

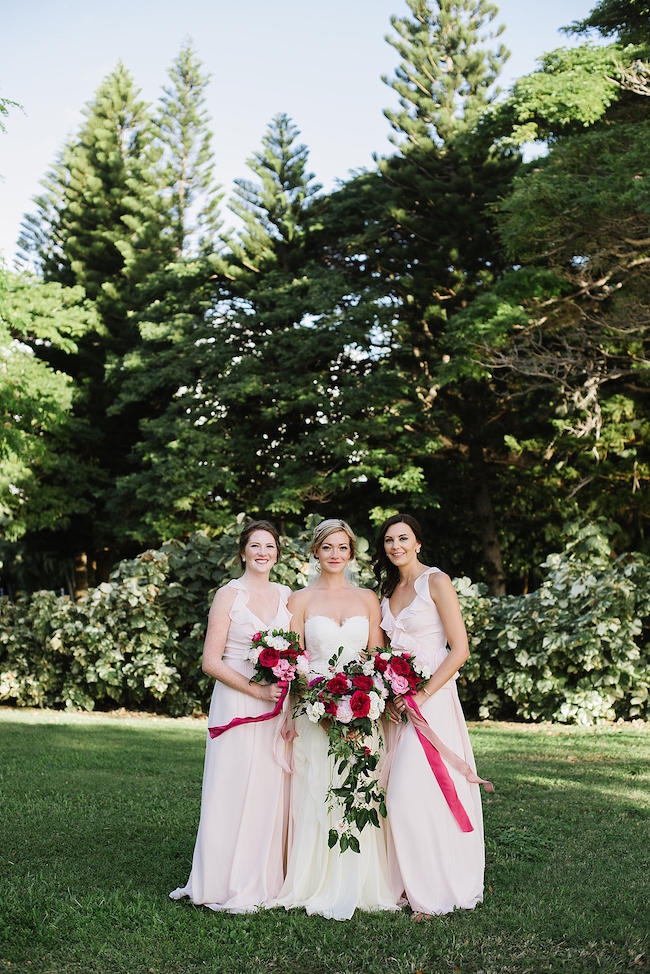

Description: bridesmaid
[374,514,486,918]
[170,520,292,912]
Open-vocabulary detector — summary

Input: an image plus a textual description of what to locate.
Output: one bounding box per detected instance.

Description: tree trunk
[469,444,506,596]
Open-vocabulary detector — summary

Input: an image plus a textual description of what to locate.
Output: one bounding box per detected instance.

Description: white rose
[266,635,290,652]
[362,658,376,676]
[379,652,391,661]
[306,701,325,723]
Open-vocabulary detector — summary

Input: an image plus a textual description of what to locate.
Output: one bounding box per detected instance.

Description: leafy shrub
[1,518,649,723]
[457,522,650,723]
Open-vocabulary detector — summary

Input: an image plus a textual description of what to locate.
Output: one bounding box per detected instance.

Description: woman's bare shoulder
[210,580,238,613]
[287,586,311,608]
[428,570,455,597]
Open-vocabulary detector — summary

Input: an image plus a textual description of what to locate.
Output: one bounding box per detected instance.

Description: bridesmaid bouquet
[297,653,389,853]
[209,630,308,741]
[244,628,310,687]
[373,648,431,719]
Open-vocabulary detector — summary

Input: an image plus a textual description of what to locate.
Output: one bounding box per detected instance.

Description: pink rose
[390,675,410,695]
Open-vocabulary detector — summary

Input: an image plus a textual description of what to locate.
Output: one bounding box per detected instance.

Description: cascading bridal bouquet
[297,651,389,853]
[373,647,431,719]
[208,629,308,740]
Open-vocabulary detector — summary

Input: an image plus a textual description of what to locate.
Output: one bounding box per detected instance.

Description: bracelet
[423,685,431,697]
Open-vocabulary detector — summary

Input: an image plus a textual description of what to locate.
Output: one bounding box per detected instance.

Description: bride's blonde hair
[309,518,357,560]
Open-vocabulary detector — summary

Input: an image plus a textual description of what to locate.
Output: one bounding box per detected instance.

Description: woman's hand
[257,682,283,703]
[386,697,403,723]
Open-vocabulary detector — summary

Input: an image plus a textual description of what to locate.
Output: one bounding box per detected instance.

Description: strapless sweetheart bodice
[304,615,369,677]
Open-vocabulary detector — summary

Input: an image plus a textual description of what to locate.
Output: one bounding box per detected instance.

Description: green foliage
[155,39,223,256]
[1,516,649,724]
[384,0,508,145]
[566,0,650,45]
[0,267,98,542]
[458,522,650,723]
[0,514,376,715]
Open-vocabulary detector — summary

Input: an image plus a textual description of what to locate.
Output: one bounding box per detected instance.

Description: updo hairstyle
[309,518,357,560]
[238,519,282,569]
[373,513,425,598]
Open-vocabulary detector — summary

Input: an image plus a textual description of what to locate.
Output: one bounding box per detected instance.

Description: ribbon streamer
[208,681,289,740]
[379,693,494,834]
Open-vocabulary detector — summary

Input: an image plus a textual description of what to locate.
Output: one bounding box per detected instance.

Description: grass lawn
[0,709,648,974]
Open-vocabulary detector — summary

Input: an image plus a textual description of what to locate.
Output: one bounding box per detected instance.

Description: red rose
[389,655,411,677]
[324,699,337,716]
[258,648,280,668]
[352,675,374,692]
[374,655,388,673]
[349,690,371,719]
[406,670,419,688]
[327,674,349,694]
[252,632,262,642]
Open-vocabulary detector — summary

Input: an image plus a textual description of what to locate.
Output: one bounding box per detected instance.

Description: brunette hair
[373,514,425,598]
[238,519,282,569]
[309,518,357,561]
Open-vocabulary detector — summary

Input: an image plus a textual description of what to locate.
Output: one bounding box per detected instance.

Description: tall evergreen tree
[155,39,223,257]
[17,63,173,583]
[111,115,404,542]
[322,0,517,592]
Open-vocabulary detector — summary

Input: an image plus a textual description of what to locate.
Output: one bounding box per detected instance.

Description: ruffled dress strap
[226,577,258,626]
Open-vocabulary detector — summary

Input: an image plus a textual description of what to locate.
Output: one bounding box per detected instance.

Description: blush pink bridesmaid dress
[381,567,485,915]
[170,577,293,912]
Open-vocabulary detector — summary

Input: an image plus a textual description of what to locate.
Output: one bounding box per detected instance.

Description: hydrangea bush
[1,518,649,723]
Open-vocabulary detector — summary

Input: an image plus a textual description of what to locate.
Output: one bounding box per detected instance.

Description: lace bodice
[304,615,369,678]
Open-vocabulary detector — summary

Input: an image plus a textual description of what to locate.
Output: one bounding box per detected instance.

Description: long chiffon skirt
[170,663,289,912]
[384,682,485,915]
[274,715,397,920]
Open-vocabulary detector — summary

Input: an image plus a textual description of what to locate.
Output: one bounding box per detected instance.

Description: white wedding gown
[274,615,397,920]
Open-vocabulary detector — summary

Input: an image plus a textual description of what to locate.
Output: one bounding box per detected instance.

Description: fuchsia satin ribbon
[208,681,289,740]
[380,693,494,834]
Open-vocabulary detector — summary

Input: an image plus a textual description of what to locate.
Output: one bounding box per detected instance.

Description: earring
[416,547,421,554]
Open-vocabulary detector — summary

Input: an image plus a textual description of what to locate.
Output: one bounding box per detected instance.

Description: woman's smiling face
[243,530,278,574]
[316,530,352,574]
[383,521,419,567]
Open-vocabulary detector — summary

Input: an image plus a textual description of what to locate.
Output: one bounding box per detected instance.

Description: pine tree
[384,0,507,145]
[155,39,223,257]
[16,63,172,582]
[323,0,516,592]
[110,115,403,542]
[228,113,321,271]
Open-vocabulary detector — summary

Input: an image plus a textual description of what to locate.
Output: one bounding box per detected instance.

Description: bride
[274,518,397,920]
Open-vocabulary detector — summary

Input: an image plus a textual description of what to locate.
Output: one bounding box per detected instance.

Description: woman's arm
[416,573,469,703]
[202,585,281,703]
[392,573,470,717]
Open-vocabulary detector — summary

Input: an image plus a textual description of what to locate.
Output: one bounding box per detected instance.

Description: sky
[0,0,600,262]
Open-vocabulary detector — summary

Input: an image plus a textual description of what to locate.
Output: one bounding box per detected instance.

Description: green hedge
[1,518,648,724]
